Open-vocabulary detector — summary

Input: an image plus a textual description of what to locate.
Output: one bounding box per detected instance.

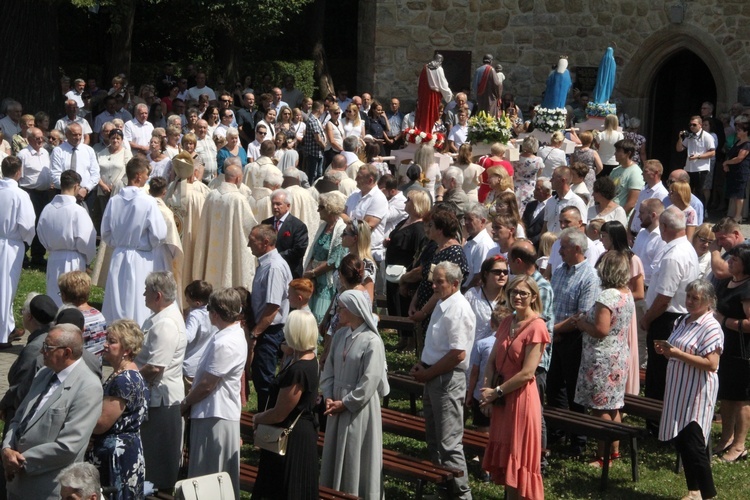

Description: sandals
[588,451,620,468]
[717,448,748,463]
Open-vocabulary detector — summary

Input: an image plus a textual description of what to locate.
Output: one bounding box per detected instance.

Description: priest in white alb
[0,157,36,346]
[37,170,97,306]
[149,176,184,309]
[192,163,257,290]
[165,151,210,289]
[101,156,167,324]
[250,169,283,222]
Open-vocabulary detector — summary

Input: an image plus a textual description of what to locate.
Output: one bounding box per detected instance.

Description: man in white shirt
[410,261,474,500]
[675,115,715,200]
[37,170,97,305]
[462,203,499,289]
[446,108,469,153]
[0,157,36,346]
[187,72,216,102]
[64,79,86,109]
[245,125,268,164]
[545,206,604,279]
[543,166,588,234]
[628,159,669,238]
[0,101,22,140]
[641,207,699,406]
[345,164,389,264]
[194,119,218,182]
[632,199,667,287]
[49,123,99,206]
[123,103,154,155]
[54,100,92,145]
[17,128,52,268]
[378,174,408,237]
[93,95,131,141]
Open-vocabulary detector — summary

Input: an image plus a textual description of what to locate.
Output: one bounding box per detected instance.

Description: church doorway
[648,50,717,172]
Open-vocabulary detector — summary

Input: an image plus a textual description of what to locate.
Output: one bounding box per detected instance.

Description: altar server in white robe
[37,170,97,306]
[101,156,167,324]
[192,164,257,290]
[0,157,36,345]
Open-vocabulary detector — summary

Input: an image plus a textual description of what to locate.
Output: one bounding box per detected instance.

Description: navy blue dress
[88,369,149,500]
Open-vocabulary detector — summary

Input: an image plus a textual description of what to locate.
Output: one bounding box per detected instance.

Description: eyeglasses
[698,236,715,244]
[41,342,66,353]
[489,269,509,276]
[220,99,232,103]
[689,124,699,128]
[257,131,266,136]
[509,289,531,298]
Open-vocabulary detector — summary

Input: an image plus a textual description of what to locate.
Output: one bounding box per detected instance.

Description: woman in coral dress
[481,275,549,500]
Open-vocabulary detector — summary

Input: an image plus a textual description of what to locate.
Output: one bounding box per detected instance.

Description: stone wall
[359,0,750,114]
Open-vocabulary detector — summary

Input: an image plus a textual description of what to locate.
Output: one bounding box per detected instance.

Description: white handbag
[175,472,234,500]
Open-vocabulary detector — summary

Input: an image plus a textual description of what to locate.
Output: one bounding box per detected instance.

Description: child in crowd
[183,280,215,388]
[289,278,314,313]
[536,232,558,274]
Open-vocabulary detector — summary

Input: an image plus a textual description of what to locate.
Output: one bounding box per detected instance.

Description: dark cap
[55,308,85,331]
[30,295,57,324]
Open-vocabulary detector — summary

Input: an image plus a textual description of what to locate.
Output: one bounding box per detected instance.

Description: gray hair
[443,166,464,186]
[521,135,539,154]
[65,122,82,135]
[343,136,360,153]
[536,176,552,193]
[225,127,239,138]
[135,103,149,113]
[560,227,588,253]
[57,462,100,499]
[223,156,242,169]
[271,188,291,206]
[324,169,344,183]
[686,279,717,310]
[465,202,488,220]
[434,261,463,284]
[264,169,283,188]
[145,271,177,303]
[318,191,347,215]
[660,206,686,231]
[49,323,84,359]
[167,115,182,128]
[112,118,125,128]
[21,292,39,315]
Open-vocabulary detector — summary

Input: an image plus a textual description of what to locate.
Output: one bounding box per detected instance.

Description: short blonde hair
[550,131,564,145]
[490,142,507,156]
[284,310,318,351]
[106,319,144,359]
[538,232,557,258]
[693,223,715,245]
[670,180,692,207]
[408,190,432,218]
[58,271,91,306]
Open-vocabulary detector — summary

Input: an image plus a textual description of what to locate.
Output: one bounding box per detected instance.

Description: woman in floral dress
[513,136,543,214]
[89,319,149,500]
[573,251,634,467]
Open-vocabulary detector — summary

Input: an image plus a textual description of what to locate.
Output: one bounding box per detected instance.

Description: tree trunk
[0,0,61,116]
[107,0,137,81]
[215,27,243,87]
[309,0,335,99]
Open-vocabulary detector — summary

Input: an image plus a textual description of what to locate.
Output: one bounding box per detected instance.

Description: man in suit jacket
[1,323,103,500]
[262,188,308,278]
[523,177,553,248]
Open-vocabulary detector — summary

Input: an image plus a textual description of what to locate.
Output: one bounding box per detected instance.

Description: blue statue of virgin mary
[593,47,616,104]
[541,57,572,109]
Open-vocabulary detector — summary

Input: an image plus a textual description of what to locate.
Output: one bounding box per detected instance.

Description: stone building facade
[357,0,749,133]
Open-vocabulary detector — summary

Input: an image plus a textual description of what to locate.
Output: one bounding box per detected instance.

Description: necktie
[69,147,77,172]
[275,218,281,231]
[16,373,59,436]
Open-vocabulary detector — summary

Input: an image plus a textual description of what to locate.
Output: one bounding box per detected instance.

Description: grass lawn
[12,269,750,499]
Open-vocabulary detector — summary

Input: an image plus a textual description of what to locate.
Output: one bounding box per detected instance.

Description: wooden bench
[239,463,361,499]
[384,371,423,414]
[241,411,463,499]
[543,406,641,490]
[623,393,663,422]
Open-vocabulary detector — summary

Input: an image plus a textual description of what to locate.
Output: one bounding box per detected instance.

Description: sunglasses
[489,269,509,276]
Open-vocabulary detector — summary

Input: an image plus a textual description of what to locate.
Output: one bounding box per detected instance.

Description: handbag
[175,472,234,500]
[385,264,407,283]
[253,411,303,456]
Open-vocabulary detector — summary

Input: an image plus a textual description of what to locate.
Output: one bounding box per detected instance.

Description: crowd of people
[0,67,749,500]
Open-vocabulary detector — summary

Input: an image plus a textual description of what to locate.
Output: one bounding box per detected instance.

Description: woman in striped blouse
[656,279,723,500]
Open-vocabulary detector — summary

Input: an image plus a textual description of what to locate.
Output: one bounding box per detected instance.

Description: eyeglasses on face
[41,342,66,353]
[509,289,531,298]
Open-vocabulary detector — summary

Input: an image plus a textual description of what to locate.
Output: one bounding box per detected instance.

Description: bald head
[330,154,347,171]
[669,169,690,184]
[224,164,242,184]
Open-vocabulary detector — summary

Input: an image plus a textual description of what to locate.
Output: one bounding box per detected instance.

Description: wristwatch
[495,386,504,398]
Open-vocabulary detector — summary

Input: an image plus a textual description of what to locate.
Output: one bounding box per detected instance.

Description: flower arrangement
[586,101,617,118]
[531,106,567,133]
[467,111,512,145]
[405,128,445,150]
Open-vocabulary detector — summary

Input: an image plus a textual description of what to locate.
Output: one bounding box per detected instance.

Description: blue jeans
[305,154,325,184]
[251,324,284,411]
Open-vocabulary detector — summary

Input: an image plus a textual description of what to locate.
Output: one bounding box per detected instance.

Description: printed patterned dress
[574,288,634,410]
[513,155,543,214]
[89,369,149,500]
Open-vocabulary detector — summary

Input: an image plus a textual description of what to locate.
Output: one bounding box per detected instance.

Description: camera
[680,130,695,140]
